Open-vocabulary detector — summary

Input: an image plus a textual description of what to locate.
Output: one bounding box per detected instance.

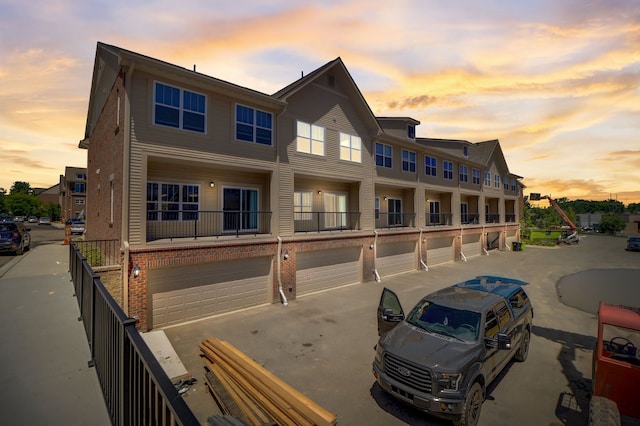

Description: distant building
[34,184,60,206]
[59,166,87,222]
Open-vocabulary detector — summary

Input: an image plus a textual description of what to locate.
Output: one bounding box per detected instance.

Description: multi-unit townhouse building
[59,166,87,222]
[80,42,523,331]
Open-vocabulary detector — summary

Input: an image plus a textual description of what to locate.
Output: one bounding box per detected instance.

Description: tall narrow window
[294,191,312,220]
[461,203,469,224]
[109,180,114,224]
[429,201,441,224]
[324,193,347,228]
[459,165,468,183]
[339,133,361,163]
[484,172,491,186]
[402,150,416,173]
[425,156,437,176]
[443,161,454,180]
[388,198,402,226]
[472,169,481,185]
[223,187,259,231]
[376,143,392,168]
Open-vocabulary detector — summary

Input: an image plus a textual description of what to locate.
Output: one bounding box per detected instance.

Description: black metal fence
[375,212,416,229]
[294,211,361,233]
[69,242,199,426]
[425,213,454,226]
[146,210,272,241]
[73,239,120,267]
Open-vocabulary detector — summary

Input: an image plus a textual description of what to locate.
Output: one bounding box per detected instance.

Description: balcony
[505,214,517,223]
[425,213,453,226]
[375,212,416,229]
[146,210,272,241]
[294,211,361,233]
[485,213,500,224]
[461,213,481,225]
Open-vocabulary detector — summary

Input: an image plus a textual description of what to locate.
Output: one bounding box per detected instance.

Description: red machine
[590,302,640,423]
[529,194,579,244]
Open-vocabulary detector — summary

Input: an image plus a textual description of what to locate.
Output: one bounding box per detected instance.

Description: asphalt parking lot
[163,235,640,426]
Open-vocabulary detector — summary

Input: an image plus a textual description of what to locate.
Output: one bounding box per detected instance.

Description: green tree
[10,181,33,195]
[0,187,6,214]
[628,203,640,213]
[5,193,40,217]
[598,214,625,235]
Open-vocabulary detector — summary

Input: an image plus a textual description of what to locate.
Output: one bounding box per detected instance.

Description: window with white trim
[443,161,454,180]
[74,183,86,193]
[402,149,416,173]
[484,171,491,186]
[503,176,509,190]
[375,142,392,168]
[425,156,437,176]
[494,174,501,188]
[472,168,481,185]
[407,124,415,139]
[459,165,468,183]
[146,182,200,221]
[388,198,403,226]
[236,104,272,145]
[74,198,85,205]
[339,133,361,163]
[154,82,206,133]
[461,202,469,223]
[296,121,324,156]
[223,187,259,231]
[294,191,313,220]
[324,193,347,228]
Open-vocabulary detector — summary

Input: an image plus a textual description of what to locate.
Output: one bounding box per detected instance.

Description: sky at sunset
[1,0,639,204]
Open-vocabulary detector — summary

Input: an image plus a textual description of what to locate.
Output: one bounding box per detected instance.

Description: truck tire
[455,382,483,426]
[589,396,620,426]
[514,328,530,362]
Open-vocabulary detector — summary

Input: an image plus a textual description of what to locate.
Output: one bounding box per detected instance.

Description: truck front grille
[383,352,432,394]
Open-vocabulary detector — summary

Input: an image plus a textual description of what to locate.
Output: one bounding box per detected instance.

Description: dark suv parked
[373,276,533,426]
[0,221,31,255]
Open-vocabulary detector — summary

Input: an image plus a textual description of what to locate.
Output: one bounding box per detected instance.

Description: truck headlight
[374,343,384,364]
[437,373,461,391]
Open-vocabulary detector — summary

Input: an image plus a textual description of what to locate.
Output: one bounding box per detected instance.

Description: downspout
[373,230,381,282]
[276,236,288,306]
[459,226,467,262]
[122,60,135,316]
[482,225,489,255]
[418,228,428,271]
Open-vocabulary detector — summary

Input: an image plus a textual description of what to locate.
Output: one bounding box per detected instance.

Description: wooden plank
[201,338,337,425]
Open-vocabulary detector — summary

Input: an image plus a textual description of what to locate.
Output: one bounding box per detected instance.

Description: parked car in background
[69,221,86,235]
[28,216,38,223]
[626,236,640,252]
[38,217,51,225]
[0,221,31,255]
[13,216,25,222]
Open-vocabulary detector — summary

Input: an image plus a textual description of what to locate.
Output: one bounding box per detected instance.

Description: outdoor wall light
[209,181,215,188]
[317,190,322,195]
[283,249,289,260]
[384,196,388,201]
[369,243,374,249]
[133,265,141,278]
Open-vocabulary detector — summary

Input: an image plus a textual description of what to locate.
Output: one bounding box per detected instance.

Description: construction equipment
[589,302,640,425]
[530,194,580,244]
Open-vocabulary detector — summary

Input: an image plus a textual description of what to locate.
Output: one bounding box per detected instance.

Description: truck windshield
[407,301,481,342]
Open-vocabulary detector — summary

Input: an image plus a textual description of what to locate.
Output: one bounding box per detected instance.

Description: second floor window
[443,161,454,180]
[154,82,206,133]
[473,168,481,185]
[485,171,491,186]
[74,183,86,193]
[293,191,312,220]
[296,121,324,156]
[494,174,501,188]
[236,104,273,145]
[376,143,392,168]
[425,156,437,176]
[402,150,416,172]
[339,133,361,163]
[459,165,468,183]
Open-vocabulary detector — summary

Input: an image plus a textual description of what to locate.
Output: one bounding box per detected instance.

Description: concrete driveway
[163,234,640,426]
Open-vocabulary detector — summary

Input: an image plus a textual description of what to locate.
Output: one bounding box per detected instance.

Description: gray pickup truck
[372,276,533,426]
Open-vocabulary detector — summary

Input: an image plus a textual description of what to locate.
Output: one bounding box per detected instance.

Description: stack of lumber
[200,337,337,426]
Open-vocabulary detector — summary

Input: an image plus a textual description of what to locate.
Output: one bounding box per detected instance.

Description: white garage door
[149,257,272,329]
[377,241,417,278]
[296,247,362,296]
[426,237,454,267]
[461,234,482,259]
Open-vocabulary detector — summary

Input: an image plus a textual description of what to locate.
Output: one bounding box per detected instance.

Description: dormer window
[463,146,468,157]
[407,124,415,139]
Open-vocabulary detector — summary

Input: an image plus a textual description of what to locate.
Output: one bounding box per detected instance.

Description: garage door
[461,234,482,259]
[426,237,454,267]
[296,247,362,296]
[377,241,417,278]
[149,257,272,329]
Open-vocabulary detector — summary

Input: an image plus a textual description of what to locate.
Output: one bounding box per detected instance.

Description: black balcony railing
[461,213,481,225]
[294,211,360,233]
[69,242,199,426]
[505,214,516,223]
[375,212,416,229]
[146,210,272,241]
[72,239,120,267]
[425,213,453,226]
[486,213,500,224]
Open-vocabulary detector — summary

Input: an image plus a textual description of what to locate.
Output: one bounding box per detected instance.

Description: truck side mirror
[497,333,512,350]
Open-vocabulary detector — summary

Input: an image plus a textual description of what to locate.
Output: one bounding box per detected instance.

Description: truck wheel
[589,396,620,426]
[456,382,483,426]
[514,328,530,362]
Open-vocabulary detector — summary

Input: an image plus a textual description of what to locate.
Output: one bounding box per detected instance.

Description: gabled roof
[272,57,382,134]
